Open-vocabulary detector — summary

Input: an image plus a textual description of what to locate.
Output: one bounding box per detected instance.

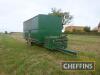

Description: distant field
[0,33,100,75]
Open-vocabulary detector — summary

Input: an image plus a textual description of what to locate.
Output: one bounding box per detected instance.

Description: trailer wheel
[27,39,33,46]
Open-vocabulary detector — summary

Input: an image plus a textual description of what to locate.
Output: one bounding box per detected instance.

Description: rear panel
[38,14,62,42]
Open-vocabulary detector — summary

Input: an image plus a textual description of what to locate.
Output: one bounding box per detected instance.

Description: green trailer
[23,14,77,55]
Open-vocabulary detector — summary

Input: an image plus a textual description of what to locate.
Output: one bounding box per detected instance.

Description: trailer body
[24,14,62,43]
[23,14,77,55]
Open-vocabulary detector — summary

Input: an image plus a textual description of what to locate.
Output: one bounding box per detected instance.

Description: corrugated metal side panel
[23,16,39,41]
[24,16,38,32]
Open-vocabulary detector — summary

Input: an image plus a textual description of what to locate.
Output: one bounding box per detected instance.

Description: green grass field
[0,33,100,75]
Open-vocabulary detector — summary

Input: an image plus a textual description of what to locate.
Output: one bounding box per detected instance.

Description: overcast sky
[0,0,100,32]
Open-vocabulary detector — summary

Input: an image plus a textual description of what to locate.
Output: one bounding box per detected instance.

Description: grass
[0,33,100,75]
